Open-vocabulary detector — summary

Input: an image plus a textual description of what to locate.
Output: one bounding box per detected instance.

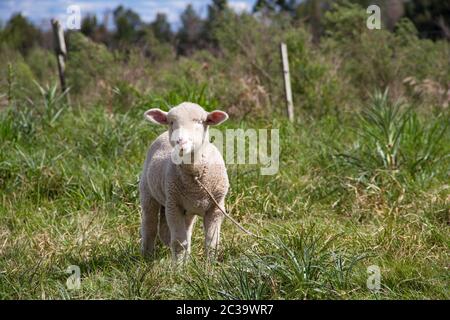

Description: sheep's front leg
[185,214,197,255]
[140,195,160,257]
[166,204,188,263]
[203,206,224,259]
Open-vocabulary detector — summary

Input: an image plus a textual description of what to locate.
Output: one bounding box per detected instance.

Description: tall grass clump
[144,83,220,112]
[339,90,448,191]
[179,224,368,300]
[264,225,367,299]
[34,82,68,126]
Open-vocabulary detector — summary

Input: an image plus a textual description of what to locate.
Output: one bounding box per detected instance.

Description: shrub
[24,47,57,83]
[286,28,351,117]
[0,48,39,103]
[66,32,115,95]
[322,2,450,105]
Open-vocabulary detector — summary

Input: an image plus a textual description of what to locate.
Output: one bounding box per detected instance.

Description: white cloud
[229,1,250,13]
[0,0,255,28]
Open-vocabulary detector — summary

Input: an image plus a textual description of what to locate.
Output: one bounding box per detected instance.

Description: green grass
[0,91,448,299]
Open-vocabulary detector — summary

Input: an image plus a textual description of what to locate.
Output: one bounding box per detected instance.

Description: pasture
[0,0,449,299]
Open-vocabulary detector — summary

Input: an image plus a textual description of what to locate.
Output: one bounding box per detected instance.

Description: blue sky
[0,0,256,29]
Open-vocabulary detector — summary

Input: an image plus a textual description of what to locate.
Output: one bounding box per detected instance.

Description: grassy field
[0,88,448,299]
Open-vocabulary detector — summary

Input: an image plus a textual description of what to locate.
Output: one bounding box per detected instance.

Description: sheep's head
[144,102,228,158]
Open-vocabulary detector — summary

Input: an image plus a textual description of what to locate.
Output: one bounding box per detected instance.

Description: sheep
[139,102,229,263]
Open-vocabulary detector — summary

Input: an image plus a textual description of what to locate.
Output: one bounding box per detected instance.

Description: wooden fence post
[280,42,294,122]
[51,19,68,94]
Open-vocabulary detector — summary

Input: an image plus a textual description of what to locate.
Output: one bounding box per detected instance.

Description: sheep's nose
[177,138,187,146]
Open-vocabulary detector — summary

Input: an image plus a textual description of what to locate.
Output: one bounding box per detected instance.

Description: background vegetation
[0,0,448,299]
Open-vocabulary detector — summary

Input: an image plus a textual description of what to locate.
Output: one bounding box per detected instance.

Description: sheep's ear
[144,109,168,125]
[206,110,228,126]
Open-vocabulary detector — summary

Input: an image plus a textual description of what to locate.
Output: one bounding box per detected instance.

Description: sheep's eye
[194,119,203,124]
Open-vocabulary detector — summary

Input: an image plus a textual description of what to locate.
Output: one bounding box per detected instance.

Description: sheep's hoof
[141,243,155,259]
[206,248,223,263]
[171,258,186,269]
[158,233,171,247]
[171,250,189,266]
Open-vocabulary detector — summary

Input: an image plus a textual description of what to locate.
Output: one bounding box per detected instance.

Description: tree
[253,0,330,40]
[207,0,229,22]
[80,14,110,44]
[405,0,450,39]
[203,0,230,46]
[177,4,204,55]
[0,14,41,54]
[113,5,142,44]
[253,0,301,13]
[81,14,98,38]
[151,13,172,43]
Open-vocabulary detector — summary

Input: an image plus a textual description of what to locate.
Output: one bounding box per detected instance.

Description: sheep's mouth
[171,147,195,164]
[178,143,194,155]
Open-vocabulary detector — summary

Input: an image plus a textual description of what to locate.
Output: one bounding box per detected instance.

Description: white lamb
[139,102,229,262]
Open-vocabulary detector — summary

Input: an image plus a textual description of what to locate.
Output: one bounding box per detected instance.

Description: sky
[0,0,256,30]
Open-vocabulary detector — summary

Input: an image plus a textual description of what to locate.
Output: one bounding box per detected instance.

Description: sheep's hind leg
[140,194,160,257]
[158,206,171,247]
